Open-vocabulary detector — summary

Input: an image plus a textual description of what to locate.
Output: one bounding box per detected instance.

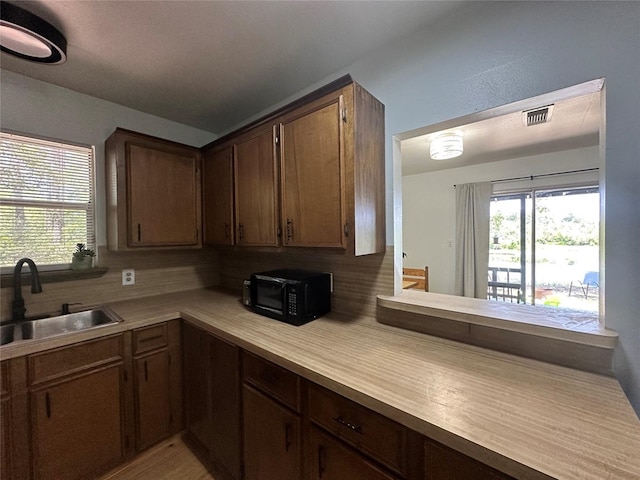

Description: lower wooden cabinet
[1,361,12,480]
[26,335,126,480]
[183,323,241,480]
[134,350,171,450]
[132,320,182,453]
[424,439,515,480]
[310,426,399,480]
[31,365,124,480]
[243,385,301,480]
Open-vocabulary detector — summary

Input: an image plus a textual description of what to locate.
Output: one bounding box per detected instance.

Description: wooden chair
[402,267,429,291]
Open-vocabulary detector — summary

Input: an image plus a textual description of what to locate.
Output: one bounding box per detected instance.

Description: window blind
[0,131,95,269]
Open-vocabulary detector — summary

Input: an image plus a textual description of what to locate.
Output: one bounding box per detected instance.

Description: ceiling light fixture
[0,1,66,64]
[429,132,463,160]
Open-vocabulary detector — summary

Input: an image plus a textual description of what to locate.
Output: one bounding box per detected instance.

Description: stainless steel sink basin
[20,308,121,340]
[1,324,15,345]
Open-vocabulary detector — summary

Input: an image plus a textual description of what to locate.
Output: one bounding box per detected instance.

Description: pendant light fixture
[0,1,67,64]
[429,132,463,160]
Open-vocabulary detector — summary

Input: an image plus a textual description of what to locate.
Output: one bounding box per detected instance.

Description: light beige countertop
[1,288,639,480]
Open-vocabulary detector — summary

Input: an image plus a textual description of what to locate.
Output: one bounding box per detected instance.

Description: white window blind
[0,131,95,269]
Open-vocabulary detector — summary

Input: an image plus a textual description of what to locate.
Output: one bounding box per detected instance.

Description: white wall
[334,1,640,413]
[0,70,217,247]
[234,1,640,412]
[403,147,600,294]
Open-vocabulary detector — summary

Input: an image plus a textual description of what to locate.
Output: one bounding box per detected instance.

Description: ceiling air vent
[523,104,554,126]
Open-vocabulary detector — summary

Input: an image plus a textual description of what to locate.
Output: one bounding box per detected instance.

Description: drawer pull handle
[284,423,292,452]
[318,445,326,478]
[333,416,362,434]
[45,392,51,419]
[139,334,164,343]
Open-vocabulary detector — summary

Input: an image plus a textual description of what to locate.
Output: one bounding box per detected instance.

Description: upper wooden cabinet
[280,92,345,248]
[106,128,202,250]
[233,125,279,247]
[202,75,385,256]
[203,145,234,246]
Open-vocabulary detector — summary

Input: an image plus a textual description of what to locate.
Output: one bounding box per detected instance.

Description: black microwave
[249,269,332,325]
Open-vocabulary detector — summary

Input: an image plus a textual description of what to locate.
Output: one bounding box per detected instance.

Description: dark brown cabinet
[183,322,212,453]
[243,385,301,480]
[242,351,302,480]
[0,361,12,480]
[203,145,234,246]
[132,321,183,452]
[308,382,408,479]
[310,426,398,480]
[280,90,346,249]
[424,439,515,480]
[105,128,202,250]
[134,350,170,450]
[183,323,241,480]
[201,76,385,255]
[234,125,279,247]
[28,335,126,480]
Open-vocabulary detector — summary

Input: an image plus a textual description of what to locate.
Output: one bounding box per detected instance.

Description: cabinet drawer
[310,426,398,480]
[243,352,300,412]
[308,383,407,476]
[28,335,123,385]
[133,324,168,355]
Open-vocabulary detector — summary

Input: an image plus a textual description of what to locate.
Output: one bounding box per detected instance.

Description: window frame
[0,129,97,273]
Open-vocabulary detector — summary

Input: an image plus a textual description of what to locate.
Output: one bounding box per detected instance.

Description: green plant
[72,243,95,260]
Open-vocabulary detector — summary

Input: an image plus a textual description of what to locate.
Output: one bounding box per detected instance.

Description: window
[489,185,599,312]
[0,131,95,270]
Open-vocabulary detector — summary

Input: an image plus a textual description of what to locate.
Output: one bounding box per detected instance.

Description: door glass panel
[490,186,599,313]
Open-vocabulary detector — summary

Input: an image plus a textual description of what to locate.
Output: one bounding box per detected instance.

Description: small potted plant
[71,243,95,270]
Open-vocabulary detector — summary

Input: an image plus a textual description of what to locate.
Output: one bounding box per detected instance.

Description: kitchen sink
[20,308,122,341]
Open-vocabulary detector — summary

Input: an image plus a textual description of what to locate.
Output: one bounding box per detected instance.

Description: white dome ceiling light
[429,132,463,160]
[0,1,67,64]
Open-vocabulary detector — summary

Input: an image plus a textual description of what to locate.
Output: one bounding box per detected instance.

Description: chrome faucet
[12,258,43,322]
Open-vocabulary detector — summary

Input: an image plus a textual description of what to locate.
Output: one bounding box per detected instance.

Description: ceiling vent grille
[524,104,554,126]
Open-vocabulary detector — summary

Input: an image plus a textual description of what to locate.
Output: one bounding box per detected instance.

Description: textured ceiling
[1,0,467,135]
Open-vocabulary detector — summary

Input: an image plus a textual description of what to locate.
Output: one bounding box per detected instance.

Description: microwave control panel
[287,291,298,315]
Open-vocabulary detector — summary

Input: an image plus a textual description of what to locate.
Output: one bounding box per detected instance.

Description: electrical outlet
[447,240,453,248]
[122,269,135,286]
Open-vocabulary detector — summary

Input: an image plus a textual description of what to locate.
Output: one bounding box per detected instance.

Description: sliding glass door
[489,185,599,312]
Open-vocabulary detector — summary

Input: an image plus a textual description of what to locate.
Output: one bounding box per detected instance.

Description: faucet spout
[12,258,43,322]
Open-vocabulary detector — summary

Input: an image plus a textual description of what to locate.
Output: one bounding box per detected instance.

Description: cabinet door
[425,439,515,480]
[1,397,10,480]
[203,145,234,245]
[31,365,123,480]
[183,323,211,454]
[310,427,397,480]
[243,385,300,480]
[135,350,170,451]
[280,94,346,248]
[234,126,279,246]
[127,143,200,246]
[210,335,241,479]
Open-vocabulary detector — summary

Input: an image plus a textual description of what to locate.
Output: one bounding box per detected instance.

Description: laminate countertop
[1,288,639,480]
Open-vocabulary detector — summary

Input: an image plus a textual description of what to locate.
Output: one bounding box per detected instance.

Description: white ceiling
[1,0,468,135]
[401,89,602,177]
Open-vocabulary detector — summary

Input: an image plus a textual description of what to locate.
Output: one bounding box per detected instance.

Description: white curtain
[454,182,492,298]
